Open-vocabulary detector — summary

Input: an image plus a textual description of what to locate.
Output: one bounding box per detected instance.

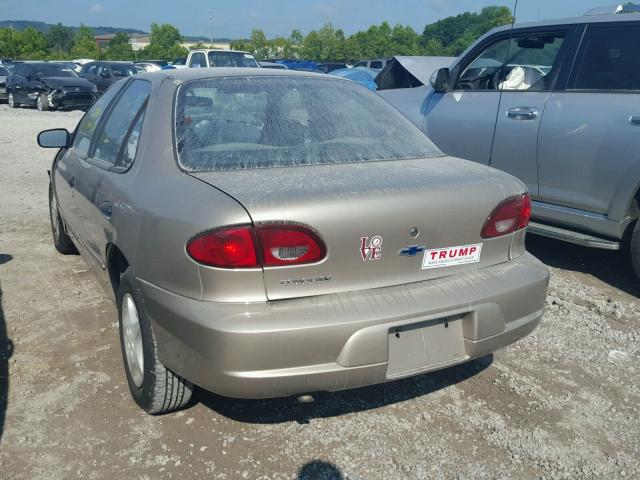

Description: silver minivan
[383,6,640,278]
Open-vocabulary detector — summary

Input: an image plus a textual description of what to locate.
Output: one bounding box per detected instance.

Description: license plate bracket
[386,316,466,378]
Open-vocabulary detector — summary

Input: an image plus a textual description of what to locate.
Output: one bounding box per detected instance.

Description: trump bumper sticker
[422,243,482,270]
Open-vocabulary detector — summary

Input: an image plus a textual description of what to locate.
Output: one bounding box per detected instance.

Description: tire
[8,92,17,108]
[631,220,640,281]
[49,184,77,254]
[117,268,193,414]
[37,94,50,112]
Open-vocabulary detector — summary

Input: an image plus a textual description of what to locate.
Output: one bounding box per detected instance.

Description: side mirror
[38,128,70,148]
[430,68,450,92]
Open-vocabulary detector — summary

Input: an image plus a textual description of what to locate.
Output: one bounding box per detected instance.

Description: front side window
[111,64,136,77]
[93,80,150,167]
[73,81,127,154]
[569,25,640,91]
[457,32,565,91]
[175,76,442,171]
[370,61,383,69]
[208,51,259,68]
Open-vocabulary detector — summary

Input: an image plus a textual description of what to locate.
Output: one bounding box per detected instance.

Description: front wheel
[631,220,640,281]
[37,94,50,111]
[8,92,17,108]
[49,184,77,254]
[117,268,193,414]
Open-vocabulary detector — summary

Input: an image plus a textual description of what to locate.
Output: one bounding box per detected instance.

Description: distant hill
[0,20,232,41]
[0,20,146,35]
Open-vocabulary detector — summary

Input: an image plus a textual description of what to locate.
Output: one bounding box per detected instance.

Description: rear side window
[93,80,150,168]
[73,81,126,154]
[190,52,206,68]
[175,76,442,171]
[370,61,383,69]
[569,24,640,91]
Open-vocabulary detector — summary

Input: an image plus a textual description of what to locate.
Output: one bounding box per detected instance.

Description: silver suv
[384,5,640,278]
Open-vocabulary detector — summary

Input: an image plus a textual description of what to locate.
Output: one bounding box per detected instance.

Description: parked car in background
[50,61,82,73]
[0,65,8,101]
[259,61,288,69]
[7,62,96,111]
[354,58,390,70]
[135,62,162,73]
[80,61,137,95]
[382,5,640,279]
[318,62,348,73]
[171,57,187,69]
[186,49,259,68]
[329,67,378,90]
[38,68,548,414]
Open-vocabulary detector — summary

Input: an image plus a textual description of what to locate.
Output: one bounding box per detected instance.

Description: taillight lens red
[481,193,532,239]
[186,227,258,268]
[186,224,326,268]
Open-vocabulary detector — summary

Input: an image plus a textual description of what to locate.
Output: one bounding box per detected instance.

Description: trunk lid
[192,157,524,300]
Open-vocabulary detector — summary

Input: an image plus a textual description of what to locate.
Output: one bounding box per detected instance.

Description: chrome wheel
[122,293,144,388]
[8,93,15,108]
[37,95,43,111]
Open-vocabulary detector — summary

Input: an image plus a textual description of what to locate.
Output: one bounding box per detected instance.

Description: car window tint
[370,61,383,69]
[111,64,135,77]
[93,80,150,166]
[73,81,126,154]
[175,76,442,171]
[569,25,640,91]
[354,62,366,67]
[458,32,565,91]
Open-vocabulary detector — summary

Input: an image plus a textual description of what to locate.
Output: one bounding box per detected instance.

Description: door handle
[507,107,538,120]
[67,175,75,188]
[629,115,640,126]
[99,201,113,219]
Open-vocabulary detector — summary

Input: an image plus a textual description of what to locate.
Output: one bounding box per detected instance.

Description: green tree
[249,29,269,60]
[142,23,187,60]
[422,6,513,56]
[0,28,23,58]
[18,27,47,59]
[302,23,346,62]
[105,32,133,60]
[46,23,74,58]
[71,24,99,59]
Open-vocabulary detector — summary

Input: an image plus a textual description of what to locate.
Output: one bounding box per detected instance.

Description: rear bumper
[140,253,549,399]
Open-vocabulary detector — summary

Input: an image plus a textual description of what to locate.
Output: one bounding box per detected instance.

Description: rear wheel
[8,92,17,108]
[37,94,50,112]
[49,184,77,254]
[117,268,193,414]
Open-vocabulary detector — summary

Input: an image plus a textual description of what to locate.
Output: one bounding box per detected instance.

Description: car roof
[137,67,341,87]
[191,49,253,55]
[490,10,640,35]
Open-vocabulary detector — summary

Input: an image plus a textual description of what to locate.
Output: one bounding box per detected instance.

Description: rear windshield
[175,76,442,171]
[208,51,259,68]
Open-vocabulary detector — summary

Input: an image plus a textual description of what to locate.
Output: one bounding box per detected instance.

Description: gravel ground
[0,104,638,480]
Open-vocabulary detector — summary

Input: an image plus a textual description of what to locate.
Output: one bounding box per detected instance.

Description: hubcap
[122,293,144,388]
[8,93,14,107]
[50,194,60,241]
[37,96,42,111]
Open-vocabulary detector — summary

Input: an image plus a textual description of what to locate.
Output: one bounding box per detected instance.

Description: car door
[54,81,127,246]
[96,65,112,93]
[423,36,505,165]
[72,79,151,268]
[538,22,640,216]
[11,64,30,103]
[489,27,577,198]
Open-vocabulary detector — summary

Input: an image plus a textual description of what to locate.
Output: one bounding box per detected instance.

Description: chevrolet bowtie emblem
[398,245,425,257]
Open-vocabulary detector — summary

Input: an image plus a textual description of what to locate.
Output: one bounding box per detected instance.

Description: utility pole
[209,10,213,47]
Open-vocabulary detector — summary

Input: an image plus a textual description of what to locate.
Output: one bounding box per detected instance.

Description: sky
[0,0,620,38]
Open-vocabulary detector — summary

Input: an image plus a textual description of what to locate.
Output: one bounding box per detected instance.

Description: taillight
[186,226,258,268]
[256,225,326,266]
[186,224,326,268]
[481,193,531,239]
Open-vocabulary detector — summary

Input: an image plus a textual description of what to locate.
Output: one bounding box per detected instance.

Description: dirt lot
[0,104,638,480]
